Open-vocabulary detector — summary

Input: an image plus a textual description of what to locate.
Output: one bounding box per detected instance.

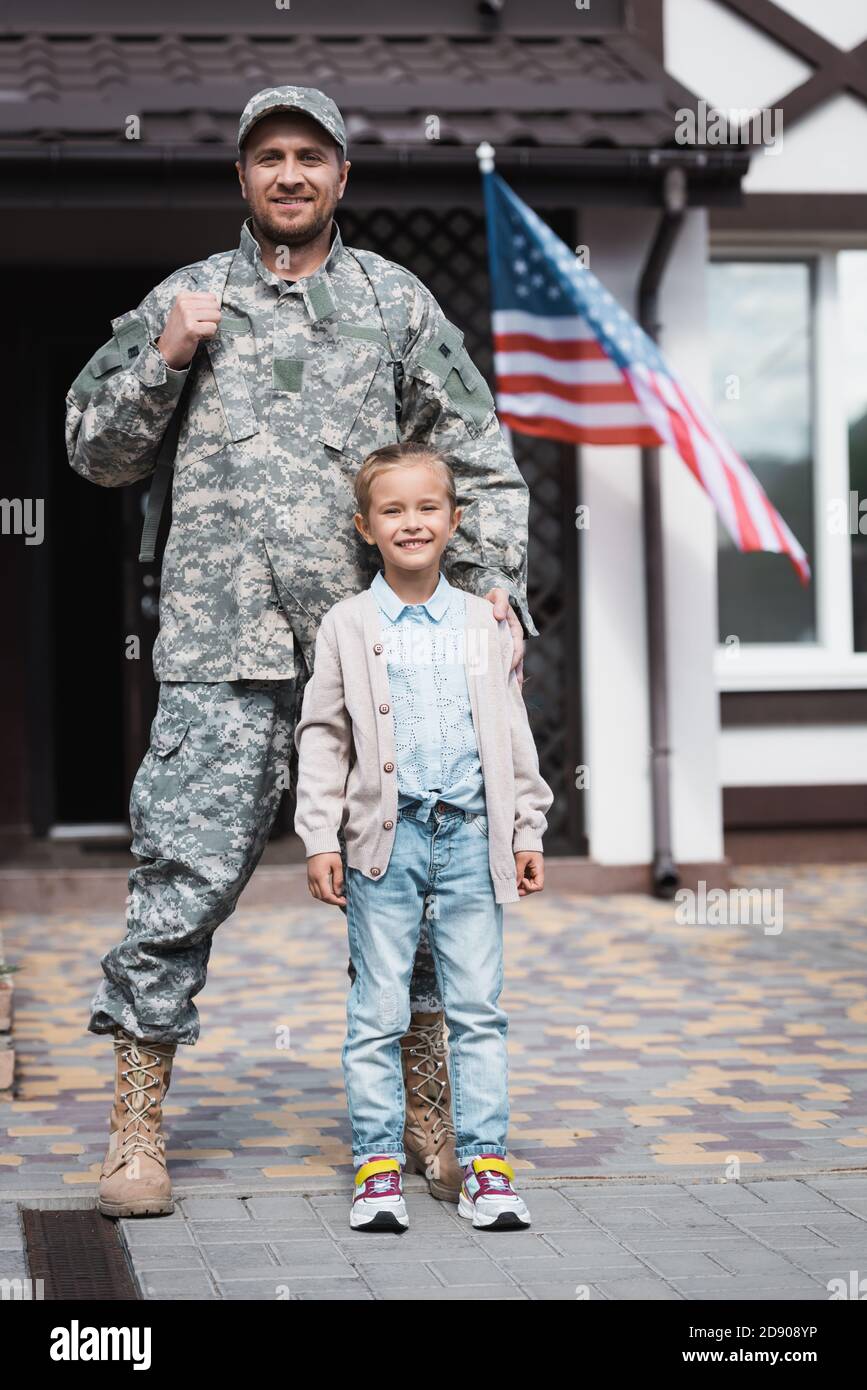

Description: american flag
[482,169,811,584]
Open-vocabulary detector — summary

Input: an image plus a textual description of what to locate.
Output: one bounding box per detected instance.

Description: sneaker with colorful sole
[458,1154,531,1230]
[349,1157,409,1232]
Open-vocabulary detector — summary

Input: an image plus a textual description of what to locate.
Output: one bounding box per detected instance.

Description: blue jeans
[342,800,509,1169]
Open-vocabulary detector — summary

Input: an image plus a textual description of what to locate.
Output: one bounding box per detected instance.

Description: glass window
[839,250,867,652]
[708,260,816,644]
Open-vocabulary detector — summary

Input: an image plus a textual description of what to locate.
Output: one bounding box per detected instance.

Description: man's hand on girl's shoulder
[483,586,525,684]
[307,852,346,906]
[515,851,544,896]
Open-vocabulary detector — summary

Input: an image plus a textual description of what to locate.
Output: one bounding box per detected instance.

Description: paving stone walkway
[1,863,866,1299]
[3,1177,866,1300]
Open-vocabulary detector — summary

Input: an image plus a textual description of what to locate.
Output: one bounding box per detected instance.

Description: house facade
[0,0,862,891]
[663,0,867,841]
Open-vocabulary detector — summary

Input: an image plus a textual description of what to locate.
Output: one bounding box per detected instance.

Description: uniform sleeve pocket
[442,350,496,435]
[407,325,496,437]
[68,334,131,407]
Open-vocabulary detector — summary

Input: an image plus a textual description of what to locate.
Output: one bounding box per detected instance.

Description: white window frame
[710,236,867,691]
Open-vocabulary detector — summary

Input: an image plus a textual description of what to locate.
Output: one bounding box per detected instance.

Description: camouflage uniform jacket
[65,216,539,679]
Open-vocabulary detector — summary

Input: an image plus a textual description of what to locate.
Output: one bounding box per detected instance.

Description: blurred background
[1,0,865,907]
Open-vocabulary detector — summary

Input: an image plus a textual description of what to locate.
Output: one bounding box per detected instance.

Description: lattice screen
[286,205,585,853]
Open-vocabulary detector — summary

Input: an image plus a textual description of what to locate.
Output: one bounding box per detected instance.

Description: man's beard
[251,195,335,255]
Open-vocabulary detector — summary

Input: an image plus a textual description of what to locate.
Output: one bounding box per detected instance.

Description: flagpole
[475,140,495,174]
[476,142,513,451]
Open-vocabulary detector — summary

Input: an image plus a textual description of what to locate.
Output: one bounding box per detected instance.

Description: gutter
[637,164,687,899]
[0,142,748,215]
[0,140,749,189]
[0,142,751,172]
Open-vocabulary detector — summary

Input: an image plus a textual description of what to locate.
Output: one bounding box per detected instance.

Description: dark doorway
[20,266,165,836]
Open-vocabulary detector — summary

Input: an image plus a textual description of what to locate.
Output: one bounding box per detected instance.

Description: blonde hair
[354,442,458,521]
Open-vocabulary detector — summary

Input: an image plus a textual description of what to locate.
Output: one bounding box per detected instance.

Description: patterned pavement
[1,863,867,1198]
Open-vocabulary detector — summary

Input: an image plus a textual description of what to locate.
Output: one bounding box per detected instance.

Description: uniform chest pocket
[315,328,399,462]
[175,324,259,469]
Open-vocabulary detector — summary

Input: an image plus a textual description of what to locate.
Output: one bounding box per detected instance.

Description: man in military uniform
[66,86,539,1218]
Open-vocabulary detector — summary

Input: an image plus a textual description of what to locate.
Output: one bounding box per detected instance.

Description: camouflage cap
[237,85,347,158]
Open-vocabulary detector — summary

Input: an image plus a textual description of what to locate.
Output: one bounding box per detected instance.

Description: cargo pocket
[129,708,190,861]
[151,709,190,758]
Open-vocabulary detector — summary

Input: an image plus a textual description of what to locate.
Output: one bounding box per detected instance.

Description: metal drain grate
[23,1210,141,1300]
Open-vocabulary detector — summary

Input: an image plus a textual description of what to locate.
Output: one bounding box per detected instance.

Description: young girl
[293,442,554,1232]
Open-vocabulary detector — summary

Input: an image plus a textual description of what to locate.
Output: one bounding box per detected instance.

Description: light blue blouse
[370,568,487,823]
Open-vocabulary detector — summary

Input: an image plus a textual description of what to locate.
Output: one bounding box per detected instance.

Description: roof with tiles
[0,31,684,150]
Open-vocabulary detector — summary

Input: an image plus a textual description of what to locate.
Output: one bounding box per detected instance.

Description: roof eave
[0,141,751,209]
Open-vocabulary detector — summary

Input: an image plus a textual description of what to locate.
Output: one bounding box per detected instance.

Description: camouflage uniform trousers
[88,646,443,1047]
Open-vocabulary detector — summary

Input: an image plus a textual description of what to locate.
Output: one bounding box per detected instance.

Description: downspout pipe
[637,165,688,899]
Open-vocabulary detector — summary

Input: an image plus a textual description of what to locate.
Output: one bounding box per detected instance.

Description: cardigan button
[383,819,394,830]
[383,761,394,773]
[373,642,383,654]
[379,703,390,714]
[371,866,381,877]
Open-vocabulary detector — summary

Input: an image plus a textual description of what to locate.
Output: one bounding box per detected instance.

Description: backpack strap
[139,251,235,563]
[345,247,407,426]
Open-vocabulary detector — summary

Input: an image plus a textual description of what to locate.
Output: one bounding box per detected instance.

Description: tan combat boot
[401,1011,464,1203]
[97,1028,177,1219]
